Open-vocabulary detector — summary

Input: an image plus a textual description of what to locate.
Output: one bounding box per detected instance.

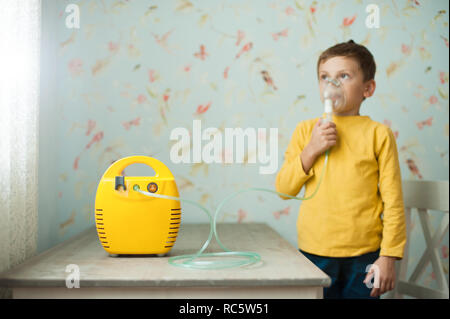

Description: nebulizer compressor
[94,77,345,270]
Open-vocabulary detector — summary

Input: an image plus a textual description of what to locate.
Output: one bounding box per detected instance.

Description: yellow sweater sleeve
[376,127,407,259]
[275,122,315,200]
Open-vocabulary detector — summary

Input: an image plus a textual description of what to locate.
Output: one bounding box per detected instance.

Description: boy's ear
[363,79,376,98]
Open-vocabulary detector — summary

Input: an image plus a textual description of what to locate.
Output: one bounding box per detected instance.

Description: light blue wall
[38,0,449,291]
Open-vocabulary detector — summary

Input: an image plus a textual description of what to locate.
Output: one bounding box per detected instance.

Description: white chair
[386,180,449,299]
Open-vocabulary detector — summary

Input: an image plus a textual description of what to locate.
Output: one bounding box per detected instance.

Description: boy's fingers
[316,120,336,129]
[379,281,385,295]
[380,280,388,294]
[320,121,335,128]
[363,274,369,284]
[371,287,380,297]
[322,128,337,135]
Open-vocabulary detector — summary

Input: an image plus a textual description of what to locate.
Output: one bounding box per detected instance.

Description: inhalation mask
[321,77,346,112]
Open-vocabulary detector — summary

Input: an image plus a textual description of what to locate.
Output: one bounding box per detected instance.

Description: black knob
[115,176,126,191]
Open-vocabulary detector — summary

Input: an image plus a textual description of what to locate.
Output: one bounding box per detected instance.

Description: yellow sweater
[275,114,407,259]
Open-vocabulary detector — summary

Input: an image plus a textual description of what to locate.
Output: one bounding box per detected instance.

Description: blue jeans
[299,248,381,299]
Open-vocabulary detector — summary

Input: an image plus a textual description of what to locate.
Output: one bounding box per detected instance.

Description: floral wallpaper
[38,0,448,295]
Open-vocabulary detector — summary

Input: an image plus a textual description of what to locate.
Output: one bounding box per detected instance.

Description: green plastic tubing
[133,150,329,270]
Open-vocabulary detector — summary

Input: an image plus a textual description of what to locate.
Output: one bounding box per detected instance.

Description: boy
[275,40,406,299]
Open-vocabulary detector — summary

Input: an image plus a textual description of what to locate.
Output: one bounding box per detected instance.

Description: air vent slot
[95,211,109,248]
[169,207,181,233]
[95,208,105,228]
[167,207,179,250]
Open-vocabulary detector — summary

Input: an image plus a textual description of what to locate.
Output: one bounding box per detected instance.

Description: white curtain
[0,0,41,283]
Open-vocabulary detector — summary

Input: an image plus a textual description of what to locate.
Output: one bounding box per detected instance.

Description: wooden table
[0,223,330,299]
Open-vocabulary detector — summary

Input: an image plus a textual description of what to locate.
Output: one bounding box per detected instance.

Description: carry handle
[102,156,174,179]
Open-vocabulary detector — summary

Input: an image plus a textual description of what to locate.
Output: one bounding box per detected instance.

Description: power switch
[147,182,158,193]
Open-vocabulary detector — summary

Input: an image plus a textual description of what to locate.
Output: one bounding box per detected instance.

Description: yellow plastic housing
[94,156,181,255]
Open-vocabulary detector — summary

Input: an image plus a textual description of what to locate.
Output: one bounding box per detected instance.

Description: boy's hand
[305,118,338,158]
[363,256,396,297]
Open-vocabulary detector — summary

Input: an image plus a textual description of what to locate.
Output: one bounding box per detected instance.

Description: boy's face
[318,56,375,116]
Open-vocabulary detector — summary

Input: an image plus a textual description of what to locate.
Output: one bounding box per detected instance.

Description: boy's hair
[317,40,376,82]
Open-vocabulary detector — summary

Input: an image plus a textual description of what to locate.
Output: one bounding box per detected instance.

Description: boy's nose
[326,77,341,87]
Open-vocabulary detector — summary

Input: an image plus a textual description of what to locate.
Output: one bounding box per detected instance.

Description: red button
[147,182,158,193]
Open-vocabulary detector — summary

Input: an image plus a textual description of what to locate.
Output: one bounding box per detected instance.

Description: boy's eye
[340,73,350,79]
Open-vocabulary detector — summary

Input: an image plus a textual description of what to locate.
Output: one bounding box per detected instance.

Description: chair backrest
[388,180,450,299]
[402,180,449,211]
